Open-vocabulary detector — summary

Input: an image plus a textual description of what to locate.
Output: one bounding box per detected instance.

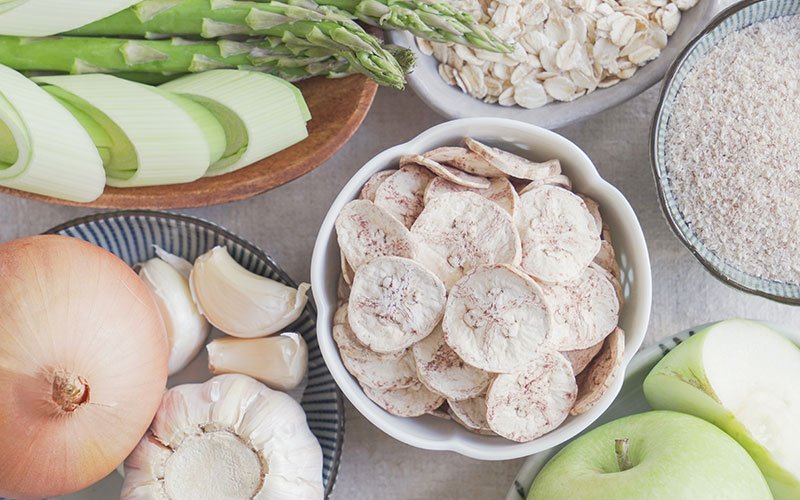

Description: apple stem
[615,438,632,472]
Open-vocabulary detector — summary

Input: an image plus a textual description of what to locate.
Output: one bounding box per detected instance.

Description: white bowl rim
[311,117,652,460]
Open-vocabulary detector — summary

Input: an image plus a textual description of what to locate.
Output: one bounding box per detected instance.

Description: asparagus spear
[315,0,512,52]
[67,1,407,88]
[0,32,407,88]
[69,0,511,53]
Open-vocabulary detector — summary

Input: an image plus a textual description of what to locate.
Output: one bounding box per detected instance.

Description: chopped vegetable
[0,0,141,36]
[34,74,222,187]
[0,64,104,201]
[162,70,309,175]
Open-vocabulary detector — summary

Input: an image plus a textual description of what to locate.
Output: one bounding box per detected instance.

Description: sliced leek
[0,0,142,36]
[34,74,223,187]
[0,64,104,201]
[161,70,309,176]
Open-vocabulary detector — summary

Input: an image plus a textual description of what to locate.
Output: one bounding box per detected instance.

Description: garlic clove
[122,374,324,500]
[189,246,310,338]
[153,245,193,279]
[139,257,211,375]
[207,333,308,391]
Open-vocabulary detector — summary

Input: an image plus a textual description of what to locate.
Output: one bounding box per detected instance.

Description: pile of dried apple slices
[334,139,625,442]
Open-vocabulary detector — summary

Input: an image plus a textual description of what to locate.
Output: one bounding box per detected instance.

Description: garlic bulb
[207,333,308,391]
[189,246,310,338]
[139,256,211,375]
[122,374,324,500]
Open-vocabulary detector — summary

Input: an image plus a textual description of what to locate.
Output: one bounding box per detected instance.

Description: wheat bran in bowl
[654,0,800,302]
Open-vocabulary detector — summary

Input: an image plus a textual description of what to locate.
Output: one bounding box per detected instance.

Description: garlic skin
[122,374,323,500]
[139,257,211,375]
[207,333,308,391]
[189,246,310,338]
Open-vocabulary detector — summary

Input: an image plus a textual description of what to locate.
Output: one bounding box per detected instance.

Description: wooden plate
[0,74,377,208]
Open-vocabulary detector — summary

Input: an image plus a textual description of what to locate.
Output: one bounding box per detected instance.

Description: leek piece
[152,88,226,166]
[0,114,18,167]
[0,0,28,14]
[34,74,217,187]
[44,89,114,165]
[0,64,104,202]
[0,0,142,36]
[161,70,309,176]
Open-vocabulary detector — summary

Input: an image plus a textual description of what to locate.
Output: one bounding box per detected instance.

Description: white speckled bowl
[310,118,652,460]
[387,0,733,129]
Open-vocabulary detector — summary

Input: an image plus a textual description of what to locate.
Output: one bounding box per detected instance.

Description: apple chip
[594,240,620,279]
[335,199,416,271]
[402,154,491,189]
[425,146,505,178]
[373,165,434,228]
[427,404,452,420]
[448,395,494,435]
[579,194,603,233]
[333,302,349,326]
[337,275,350,305]
[541,265,620,351]
[486,350,577,442]
[561,340,604,376]
[360,169,397,202]
[570,327,625,416]
[363,381,445,417]
[348,256,446,353]
[334,322,418,390]
[340,251,355,285]
[413,324,492,401]
[518,174,573,194]
[592,262,625,306]
[424,176,518,217]
[517,185,601,283]
[411,192,521,288]
[443,264,550,372]
[465,137,561,181]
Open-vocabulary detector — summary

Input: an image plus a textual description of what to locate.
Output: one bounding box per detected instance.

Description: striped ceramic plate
[652,0,800,304]
[44,210,344,499]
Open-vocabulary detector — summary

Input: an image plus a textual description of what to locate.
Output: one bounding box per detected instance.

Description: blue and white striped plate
[44,210,344,499]
[652,0,800,304]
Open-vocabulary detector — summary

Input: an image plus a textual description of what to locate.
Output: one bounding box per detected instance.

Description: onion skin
[0,235,169,498]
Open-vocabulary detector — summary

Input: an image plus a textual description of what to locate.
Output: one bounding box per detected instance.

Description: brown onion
[0,235,168,498]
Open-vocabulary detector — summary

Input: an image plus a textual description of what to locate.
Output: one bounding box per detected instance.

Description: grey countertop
[6,85,799,500]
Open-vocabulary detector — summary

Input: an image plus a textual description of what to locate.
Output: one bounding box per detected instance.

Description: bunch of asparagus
[0,0,511,88]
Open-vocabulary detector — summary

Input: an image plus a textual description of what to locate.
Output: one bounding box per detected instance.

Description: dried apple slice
[448,395,495,435]
[360,169,397,202]
[334,323,417,390]
[579,194,603,233]
[374,165,434,228]
[348,256,446,354]
[443,264,550,373]
[424,176,518,217]
[412,324,492,401]
[402,154,491,189]
[425,145,505,178]
[518,175,573,194]
[594,240,620,279]
[486,350,577,442]
[335,199,416,271]
[570,327,625,416]
[362,381,445,417]
[340,250,355,285]
[465,137,561,180]
[561,340,604,376]
[540,265,620,351]
[411,192,521,288]
[517,185,601,283]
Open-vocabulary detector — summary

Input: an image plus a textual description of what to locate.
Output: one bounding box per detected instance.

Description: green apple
[528,411,771,500]
[643,319,800,499]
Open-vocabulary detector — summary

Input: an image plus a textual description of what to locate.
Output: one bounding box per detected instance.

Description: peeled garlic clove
[207,333,308,391]
[139,257,211,375]
[122,374,324,500]
[189,246,310,338]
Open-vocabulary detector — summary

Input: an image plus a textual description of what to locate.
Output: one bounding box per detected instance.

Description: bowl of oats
[389,0,729,128]
[653,0,800,303]
[310,117,652,460]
